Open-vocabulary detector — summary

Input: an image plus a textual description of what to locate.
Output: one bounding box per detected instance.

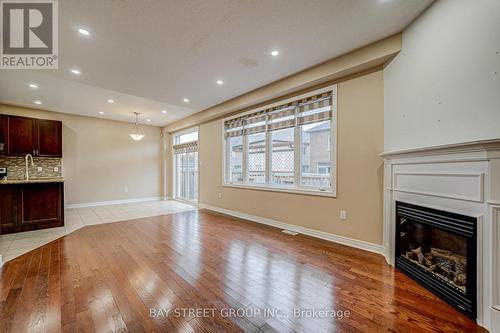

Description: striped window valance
[224,118,243,138]
[268,105,296,131]
[173,141,198,154]
[224,90,333,138]
[297,92,332,125]
[243,111,266,135]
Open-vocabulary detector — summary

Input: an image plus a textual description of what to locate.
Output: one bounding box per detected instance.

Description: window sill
[222,183,337,197]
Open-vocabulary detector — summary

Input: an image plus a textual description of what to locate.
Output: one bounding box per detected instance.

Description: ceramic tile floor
[0,200,195,263]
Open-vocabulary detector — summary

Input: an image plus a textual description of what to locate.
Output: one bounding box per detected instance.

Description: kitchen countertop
[0,178,65,185]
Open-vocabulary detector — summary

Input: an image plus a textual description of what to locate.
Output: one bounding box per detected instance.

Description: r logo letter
[29,9,48,48]
[8,8,23,48]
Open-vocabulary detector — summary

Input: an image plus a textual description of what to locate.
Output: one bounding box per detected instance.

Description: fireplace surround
[382,139,500,331]
[395,201,477,319]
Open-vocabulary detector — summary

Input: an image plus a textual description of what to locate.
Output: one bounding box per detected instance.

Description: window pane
[271,128,294,185]
[247,132,266,184]
[300,120,331,189]
[228,136,243,182]
[175,130,198,144]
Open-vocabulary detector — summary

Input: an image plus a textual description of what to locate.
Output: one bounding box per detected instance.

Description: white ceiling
[0,0,432,127]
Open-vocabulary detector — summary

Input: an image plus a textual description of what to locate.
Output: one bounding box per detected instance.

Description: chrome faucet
[25,154,34,180]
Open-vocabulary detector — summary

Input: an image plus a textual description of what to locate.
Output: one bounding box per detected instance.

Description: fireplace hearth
[395,201,477,319]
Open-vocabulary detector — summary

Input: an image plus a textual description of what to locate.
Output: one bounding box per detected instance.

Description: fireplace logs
[396,201,476,319]
[405,247,466,292]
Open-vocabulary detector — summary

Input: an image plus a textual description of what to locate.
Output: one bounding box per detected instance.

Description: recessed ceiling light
[78,28,90,36]
[71,69,81,75]
[107,99,114,103]
[34,100,42,105]
[29,83,38,88]
[183,98,189,103]
[99,111,104,115]
[216,80,223,85]
[161,110,167,114]
[271,50,279,56]
[146,118,151,122]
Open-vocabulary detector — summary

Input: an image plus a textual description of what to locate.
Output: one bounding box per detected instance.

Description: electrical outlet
[340,210,347,220]
[37,166,42,172]
[54,167,59,172]
[218,192,222,199]
[124,187,129,193]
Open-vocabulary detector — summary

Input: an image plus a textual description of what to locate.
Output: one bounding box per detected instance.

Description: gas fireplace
[395,201,477,319]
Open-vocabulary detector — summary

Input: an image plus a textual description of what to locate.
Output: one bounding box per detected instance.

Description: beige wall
[198,70,384,245]
[0,104,163,205]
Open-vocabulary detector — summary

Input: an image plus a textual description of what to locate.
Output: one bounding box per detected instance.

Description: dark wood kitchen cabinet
[0,182,64,234]
[0,115,7,155]
[6,115,36,156]
[22,183,63,228]
[0,185,21,232]
[37,119,62,157]
[5,115,62,157]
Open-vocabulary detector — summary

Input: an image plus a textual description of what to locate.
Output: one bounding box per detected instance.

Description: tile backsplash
[0,156,62,180]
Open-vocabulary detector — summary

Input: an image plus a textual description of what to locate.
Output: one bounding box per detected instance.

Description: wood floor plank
[0,209,485,333]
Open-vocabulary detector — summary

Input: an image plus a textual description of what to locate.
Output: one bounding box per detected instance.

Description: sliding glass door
[173,129,199,203]
[174,151,198,202]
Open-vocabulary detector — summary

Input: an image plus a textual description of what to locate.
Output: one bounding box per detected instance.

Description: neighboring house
[305,121,331,174]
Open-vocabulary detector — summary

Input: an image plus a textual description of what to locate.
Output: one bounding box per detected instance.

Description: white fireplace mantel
[381,138,500,332]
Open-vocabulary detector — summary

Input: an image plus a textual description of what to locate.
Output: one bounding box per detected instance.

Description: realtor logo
[1,0,58,69]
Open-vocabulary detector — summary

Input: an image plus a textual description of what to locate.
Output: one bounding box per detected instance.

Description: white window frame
[173,127,199,145]
[222,84,337,197]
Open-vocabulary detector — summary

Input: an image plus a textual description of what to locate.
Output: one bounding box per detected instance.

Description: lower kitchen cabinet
[0,185,21,231]
[0,182,64,234]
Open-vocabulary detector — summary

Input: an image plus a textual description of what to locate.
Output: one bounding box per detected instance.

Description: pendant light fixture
[129,112,145,141]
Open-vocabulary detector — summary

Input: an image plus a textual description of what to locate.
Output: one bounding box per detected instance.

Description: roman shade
[296,92,332,125]
[173,141,198,154]
[268,105,296,131]
[243,111,266,135]
[224,118,243,138]
[224,90,333,138]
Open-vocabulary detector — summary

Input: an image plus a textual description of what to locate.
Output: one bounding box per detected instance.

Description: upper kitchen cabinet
[0,115,7,155]
[6,115,36,155]
[38,119,62,157]
[5,115,62,157]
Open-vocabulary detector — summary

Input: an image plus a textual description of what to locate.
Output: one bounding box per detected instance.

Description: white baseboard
[492,307,500,333]
[66,196,164,209]
[199,203,385,255]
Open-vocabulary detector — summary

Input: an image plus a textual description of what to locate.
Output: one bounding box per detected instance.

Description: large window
[223,86,336,195]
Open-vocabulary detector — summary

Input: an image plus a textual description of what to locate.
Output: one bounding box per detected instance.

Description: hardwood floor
[0,209,484,333]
